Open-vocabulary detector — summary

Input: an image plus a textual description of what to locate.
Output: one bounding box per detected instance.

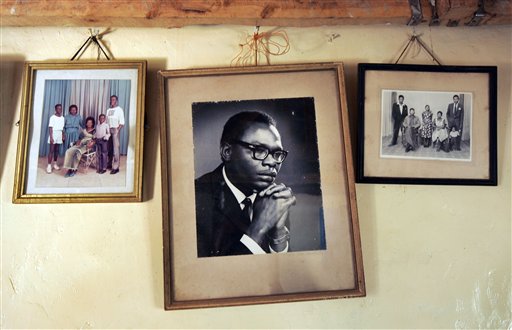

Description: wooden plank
[0,0,509,27]
[0,0,412,27]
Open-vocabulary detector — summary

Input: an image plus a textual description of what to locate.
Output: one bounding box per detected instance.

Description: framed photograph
[13,60,146,203]
[357,63,497,185]
[159,63,365,309]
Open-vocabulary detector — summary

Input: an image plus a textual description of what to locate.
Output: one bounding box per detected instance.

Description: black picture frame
[357,63,497,186]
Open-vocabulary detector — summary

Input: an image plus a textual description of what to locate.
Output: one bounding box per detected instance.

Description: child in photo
[95,113,110,174]
[449,126,460,151]
[47,104,65,173]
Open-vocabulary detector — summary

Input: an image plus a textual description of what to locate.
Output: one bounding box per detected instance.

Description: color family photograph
[18,65,144,199]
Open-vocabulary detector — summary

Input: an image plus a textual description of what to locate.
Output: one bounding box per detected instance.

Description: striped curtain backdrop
[38,79,131,157]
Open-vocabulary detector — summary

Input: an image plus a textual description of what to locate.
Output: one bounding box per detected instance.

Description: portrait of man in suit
[446,94,464,151]
[192,98,325,258]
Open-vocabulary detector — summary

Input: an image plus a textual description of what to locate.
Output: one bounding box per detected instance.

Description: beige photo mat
[364,70,491,180]
[161,64,363,306]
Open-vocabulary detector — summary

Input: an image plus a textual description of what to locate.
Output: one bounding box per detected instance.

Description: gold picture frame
[159,63,365,310]
[13,60,146,203]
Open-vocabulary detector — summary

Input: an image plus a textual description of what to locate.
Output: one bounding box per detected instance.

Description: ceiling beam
[1,0,510,27]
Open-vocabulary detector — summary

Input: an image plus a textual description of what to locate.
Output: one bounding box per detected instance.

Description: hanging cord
[394,33,442,66]
[70,29,111,61]
[231,26,290,66]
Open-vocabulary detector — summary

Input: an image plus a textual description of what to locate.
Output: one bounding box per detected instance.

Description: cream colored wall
[1,24,510,329]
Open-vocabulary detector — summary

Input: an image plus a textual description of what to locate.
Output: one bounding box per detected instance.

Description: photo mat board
[13,61,146,203]
[357,63,497,186]
[160,63,364,309]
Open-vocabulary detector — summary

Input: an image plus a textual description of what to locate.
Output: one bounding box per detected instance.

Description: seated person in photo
[432,111,449,152]
[402,108,420,152]
[448,126,460,151]
[63,116,96,177]
[195,111,296,257]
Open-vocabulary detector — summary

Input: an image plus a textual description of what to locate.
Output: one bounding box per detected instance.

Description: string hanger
[394,33,442,66]
[231,26,290,67]
[70,29,112,61]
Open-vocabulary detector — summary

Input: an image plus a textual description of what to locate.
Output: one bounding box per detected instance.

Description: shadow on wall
[139,58,169,310]
[142,57,167,203]
[0,55,25,183]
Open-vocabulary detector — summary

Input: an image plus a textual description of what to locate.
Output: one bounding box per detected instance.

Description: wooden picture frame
[357,63,497,186]
[13,60,146,203]
[159,63,365,310]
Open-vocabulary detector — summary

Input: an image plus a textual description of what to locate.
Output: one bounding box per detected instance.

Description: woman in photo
[420,104,433,147]
[432,111,449,152]
[63,116,96,177]
[64,104,83,150]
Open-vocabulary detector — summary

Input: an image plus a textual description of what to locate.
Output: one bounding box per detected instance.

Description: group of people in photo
[45,95,125,177]
[389,94,465,153]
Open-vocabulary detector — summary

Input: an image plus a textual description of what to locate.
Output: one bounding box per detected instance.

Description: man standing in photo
[194,111,296,257]
[446,94,464,151]
[106,95,125,174]
[46,104,65,174]
[389,94,408,146]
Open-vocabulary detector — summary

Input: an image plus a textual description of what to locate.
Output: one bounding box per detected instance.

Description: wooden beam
[0,0,510,27]
[0,0,415,27]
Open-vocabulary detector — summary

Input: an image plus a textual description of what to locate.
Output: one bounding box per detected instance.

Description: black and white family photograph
[192,97,326,257]
[380,90,472,161]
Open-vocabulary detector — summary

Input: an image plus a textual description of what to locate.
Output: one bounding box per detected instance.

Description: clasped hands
[246,183,296,250]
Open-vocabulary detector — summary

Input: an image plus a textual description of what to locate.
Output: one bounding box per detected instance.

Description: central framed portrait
[159,63,364,309]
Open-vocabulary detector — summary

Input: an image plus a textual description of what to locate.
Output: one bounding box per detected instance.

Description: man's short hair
[111,95,118,100]
[55,104,62,109]
[220,111,276,144]
[398,95,404,99]
[453,94,459,99]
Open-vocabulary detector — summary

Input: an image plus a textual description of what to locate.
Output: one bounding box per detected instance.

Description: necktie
[241,198,252,227]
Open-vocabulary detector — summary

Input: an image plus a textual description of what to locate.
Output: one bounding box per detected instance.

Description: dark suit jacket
[392,102,408,128]
[195,165,270,257]
[447,102,464,130]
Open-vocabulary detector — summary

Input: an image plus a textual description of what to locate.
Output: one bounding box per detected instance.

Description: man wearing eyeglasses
[195,111,296,257]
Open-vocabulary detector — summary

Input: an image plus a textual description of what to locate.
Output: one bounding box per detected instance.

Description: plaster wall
[1,24,511,329]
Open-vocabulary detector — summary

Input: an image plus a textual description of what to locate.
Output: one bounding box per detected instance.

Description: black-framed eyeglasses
[230,139,288,163]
